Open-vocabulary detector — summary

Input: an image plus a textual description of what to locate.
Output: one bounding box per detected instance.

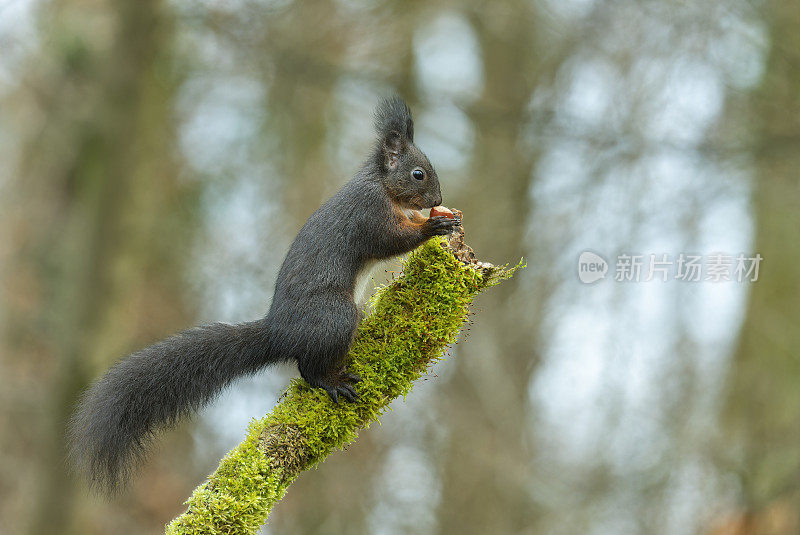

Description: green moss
[166,237,520,534]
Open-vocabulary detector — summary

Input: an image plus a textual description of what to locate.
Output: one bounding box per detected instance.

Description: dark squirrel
[69,97,461,492]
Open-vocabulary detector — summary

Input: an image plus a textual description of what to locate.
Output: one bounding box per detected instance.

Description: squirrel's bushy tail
[69,320,272,492]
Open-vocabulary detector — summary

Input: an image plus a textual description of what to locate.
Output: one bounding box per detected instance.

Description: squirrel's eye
[412,169,425,180]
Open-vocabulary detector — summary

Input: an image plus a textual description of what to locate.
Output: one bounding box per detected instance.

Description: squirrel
[68,96,461,492]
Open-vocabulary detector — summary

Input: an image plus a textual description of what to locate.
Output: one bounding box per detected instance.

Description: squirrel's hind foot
[307,370,361,403]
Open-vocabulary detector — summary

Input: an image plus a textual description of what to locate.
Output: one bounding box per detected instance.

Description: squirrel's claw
[314,372,361,404]
[426,216,461,236]
[338,383,359,403]
[342,372,362,384]
[337,371,361,402]
[324,385,339,404]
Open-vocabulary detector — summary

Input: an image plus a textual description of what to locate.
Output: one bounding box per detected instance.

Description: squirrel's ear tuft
[374,96,414,143]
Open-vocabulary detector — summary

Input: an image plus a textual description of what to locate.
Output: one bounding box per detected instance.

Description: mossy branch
[166,221,521,534]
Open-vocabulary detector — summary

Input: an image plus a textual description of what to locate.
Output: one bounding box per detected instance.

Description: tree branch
[166,215,521,534]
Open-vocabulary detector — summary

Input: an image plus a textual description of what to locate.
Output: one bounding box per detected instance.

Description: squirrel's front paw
[425,215,461,236]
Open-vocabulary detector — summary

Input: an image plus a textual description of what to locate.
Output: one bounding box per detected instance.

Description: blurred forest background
[1,0,798,533]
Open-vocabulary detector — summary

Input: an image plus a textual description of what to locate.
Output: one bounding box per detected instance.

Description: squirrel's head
[373,97,442,209]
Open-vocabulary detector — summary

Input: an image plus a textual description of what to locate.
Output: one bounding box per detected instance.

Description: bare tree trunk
[721,2,800,533]
[436,3,544,533]
[0,0,198,532]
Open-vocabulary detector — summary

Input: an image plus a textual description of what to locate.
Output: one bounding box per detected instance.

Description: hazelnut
[430,206,455,219]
